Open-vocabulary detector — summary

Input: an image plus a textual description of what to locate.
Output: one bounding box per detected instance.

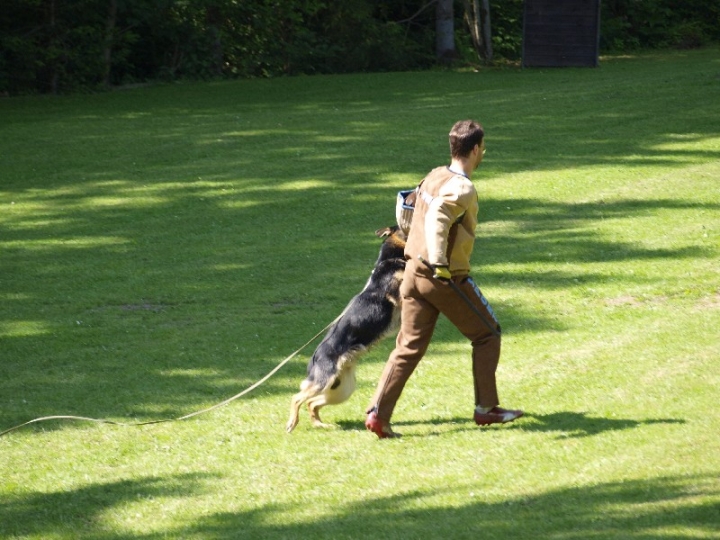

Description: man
[365,119,523,439]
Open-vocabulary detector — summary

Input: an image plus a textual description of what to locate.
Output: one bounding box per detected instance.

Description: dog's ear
[375,227,392,238]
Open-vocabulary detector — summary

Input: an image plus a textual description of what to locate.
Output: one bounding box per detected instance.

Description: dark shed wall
[523,0,601,67]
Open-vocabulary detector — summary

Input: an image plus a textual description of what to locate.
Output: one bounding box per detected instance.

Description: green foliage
[455,0,526,64]
[601,0,720,51]
[0,0,107,93]
[0,0,717,94]
[489,0,524,60]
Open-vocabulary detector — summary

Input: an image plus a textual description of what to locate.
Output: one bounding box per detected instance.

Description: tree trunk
[463,0,482,57]
[480,0,493,62]
[463,0,493,63]
[48,0,59,94]
[206,4,224,77]
[102,0,118,88]
[435,0,455,63]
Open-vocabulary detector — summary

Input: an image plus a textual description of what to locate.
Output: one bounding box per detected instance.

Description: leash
[0,321,334,438]
[418,256,501,337]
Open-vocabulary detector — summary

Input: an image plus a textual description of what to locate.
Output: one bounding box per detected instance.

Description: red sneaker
[365,410,401,439]
[474,406,524,426]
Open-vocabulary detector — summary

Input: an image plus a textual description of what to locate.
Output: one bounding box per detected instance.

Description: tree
[102,0,118,87]
[435,0,455,62]
[463,0,493,63]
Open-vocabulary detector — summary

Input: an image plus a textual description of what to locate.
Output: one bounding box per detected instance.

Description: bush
[600,0,719,51]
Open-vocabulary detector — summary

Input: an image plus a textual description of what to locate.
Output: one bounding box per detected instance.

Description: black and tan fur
[286,227,407,432]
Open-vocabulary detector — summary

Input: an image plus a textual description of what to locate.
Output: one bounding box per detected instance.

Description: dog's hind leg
[286,380,318,433]
[307,363,358,429]
[307,395,333,428]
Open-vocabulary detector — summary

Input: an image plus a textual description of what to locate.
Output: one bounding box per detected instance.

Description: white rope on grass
[0,321,333,438]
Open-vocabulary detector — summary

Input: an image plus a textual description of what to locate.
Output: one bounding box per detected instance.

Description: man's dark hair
[449,120,484,158]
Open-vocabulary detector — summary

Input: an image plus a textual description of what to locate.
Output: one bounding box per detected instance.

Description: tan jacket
[404,166,478,276]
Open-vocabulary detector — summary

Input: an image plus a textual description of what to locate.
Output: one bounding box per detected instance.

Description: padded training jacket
[404,166,479,276]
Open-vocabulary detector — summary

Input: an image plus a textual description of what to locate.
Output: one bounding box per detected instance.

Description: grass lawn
[1,47,719,539]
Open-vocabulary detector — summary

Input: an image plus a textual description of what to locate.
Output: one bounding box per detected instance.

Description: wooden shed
[522,0,601,67]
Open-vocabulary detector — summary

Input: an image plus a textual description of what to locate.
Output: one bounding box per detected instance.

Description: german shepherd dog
[286,226,407,432]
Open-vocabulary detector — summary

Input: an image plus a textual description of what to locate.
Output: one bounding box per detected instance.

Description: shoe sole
[475,411,524,426]
[365,415,401,439]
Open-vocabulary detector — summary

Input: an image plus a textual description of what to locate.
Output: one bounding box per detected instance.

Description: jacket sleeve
[425,176,476,267]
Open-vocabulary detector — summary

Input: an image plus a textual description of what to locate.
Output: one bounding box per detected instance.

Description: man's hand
[432,265,452,281]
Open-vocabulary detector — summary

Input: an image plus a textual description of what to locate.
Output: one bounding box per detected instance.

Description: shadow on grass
[336,411,685,440]
[183,475,717,540]
[2,473,714,539]
[0,472,217,539]
[508,411,686,438]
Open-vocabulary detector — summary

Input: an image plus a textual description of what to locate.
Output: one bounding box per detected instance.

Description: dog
[286,226,407,432]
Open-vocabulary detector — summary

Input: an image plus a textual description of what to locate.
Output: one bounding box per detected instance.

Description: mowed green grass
[1,48,719,539]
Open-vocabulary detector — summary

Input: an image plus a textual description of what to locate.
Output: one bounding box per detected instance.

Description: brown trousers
[368,261,501,423]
